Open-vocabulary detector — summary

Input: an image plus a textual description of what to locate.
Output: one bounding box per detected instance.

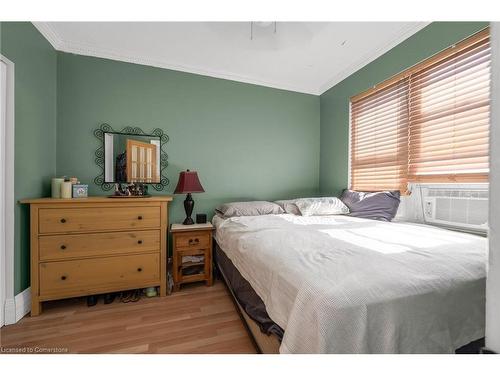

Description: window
[350,28,490,193]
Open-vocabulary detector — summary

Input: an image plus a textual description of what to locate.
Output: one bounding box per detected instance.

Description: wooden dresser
[21,196,172,316]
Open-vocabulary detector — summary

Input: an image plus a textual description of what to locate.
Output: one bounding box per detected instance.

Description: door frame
[1,54,15,326]
[486,22,500,354]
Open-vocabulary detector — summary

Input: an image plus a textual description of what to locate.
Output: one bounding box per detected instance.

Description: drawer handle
[60,218,66,223]
[138,240,143,244]
[137,215,143,220]
[61,275,67,281]
[137,267,142,272]
[60,245,67,250]
[188,238,200,245]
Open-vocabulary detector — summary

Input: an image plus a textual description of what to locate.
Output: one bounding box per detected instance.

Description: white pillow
[274,199,301,215]
[295,197,349,216]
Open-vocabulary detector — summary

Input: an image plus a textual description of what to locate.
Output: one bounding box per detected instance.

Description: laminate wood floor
[0,281,257,354]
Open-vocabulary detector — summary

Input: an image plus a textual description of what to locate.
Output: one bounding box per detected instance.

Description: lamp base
[183,216,195,225]
[182,193,195,225]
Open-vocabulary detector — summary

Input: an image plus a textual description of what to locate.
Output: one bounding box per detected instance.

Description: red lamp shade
[174,170,205,194]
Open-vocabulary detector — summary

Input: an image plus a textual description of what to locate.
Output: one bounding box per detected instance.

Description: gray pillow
[215,201,284,218]
[340,189,400,222]
[274,199,301,215]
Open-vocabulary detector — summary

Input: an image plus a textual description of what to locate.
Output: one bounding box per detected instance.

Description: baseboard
[4,298,16,325]
[15,287,31,322]
[4,287,31,325]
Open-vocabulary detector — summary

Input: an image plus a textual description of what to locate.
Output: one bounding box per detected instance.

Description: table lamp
[174,169,205,225]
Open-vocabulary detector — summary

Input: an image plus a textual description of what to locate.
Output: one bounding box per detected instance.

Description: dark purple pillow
[340,189,401,222]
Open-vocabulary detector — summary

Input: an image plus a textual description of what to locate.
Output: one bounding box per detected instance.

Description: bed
[212,213,487,354]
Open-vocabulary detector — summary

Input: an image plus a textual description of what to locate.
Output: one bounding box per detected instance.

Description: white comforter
[213,214,487,354]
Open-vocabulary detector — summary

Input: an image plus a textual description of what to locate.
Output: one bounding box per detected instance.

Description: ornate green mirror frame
[94,123,170,191]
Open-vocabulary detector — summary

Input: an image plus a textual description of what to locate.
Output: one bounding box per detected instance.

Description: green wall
[319,22,489,196]
[56,52,320,226]
[0,22,57,294]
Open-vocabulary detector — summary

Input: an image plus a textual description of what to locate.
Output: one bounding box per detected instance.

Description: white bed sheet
[212,214,487,353]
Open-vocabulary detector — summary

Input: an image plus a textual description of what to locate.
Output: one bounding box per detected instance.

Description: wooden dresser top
[20,196,173,204]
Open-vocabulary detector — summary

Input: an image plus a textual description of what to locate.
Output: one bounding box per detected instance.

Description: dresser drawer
[39,253,160,297]
[174,231,211,249]
[38,206,161,233]
[39,230,160,261]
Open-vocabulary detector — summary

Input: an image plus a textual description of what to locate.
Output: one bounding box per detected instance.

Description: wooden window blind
[350,28,490,192]
[350,79,409,192]
[407,33,490,182]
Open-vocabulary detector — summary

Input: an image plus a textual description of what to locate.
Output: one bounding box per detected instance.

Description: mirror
[94,124,169,191]
[104,133,161,184]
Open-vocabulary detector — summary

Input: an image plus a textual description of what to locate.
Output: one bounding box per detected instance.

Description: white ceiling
[34,22,429,95]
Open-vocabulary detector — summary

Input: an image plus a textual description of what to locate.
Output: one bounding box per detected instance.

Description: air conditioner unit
[420,184,488,233]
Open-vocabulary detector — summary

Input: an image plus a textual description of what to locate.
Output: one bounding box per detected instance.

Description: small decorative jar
[72,184,89,198]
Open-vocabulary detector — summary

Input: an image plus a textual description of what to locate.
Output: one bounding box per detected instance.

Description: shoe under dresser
[20,196,172,316]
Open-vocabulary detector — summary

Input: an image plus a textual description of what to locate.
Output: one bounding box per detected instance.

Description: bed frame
[215,261,281,354]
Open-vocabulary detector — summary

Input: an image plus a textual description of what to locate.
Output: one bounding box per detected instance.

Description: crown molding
[32,22,64,50]
[59,39,318,95]
[32,22,318,95]
[32,22,430,96]
[317,22,430,95]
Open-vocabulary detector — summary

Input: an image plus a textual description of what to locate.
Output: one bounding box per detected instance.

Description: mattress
[213,214,487,353]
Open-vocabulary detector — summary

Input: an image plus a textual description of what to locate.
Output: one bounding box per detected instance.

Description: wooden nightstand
[171,223,214,291]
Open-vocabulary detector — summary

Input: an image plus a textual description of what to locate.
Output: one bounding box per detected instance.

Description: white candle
[61,181,73,199]
[51,178,64,198]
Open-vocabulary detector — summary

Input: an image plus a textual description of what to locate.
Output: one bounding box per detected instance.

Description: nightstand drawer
[39,230,161,261]
[174,231,211,249]
[39,253,160,298]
